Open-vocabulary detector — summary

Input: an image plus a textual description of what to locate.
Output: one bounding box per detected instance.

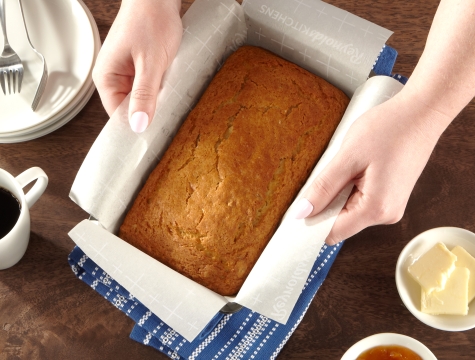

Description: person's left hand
[293,90,450,245]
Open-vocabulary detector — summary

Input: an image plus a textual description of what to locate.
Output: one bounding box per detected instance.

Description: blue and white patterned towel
[68,242,342,359]
[373,45,408,84]
[67,45,405,359]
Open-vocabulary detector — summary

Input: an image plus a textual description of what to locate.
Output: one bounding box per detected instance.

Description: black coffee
[0,187,21,239]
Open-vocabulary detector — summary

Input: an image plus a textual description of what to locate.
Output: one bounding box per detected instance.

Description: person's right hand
[92,0,182,133]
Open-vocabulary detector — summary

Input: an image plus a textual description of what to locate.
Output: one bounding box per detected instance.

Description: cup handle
[15,167,49,209]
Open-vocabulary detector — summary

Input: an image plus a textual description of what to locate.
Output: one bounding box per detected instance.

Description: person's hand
[293,90,451,245]
[92,0,182,133]
[293,0,475,246]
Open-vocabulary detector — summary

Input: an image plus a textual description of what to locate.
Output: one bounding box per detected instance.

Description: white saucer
[396,227,475,332]
[0,81,96,143]
[0,0,95,134]
[341,333,437,359]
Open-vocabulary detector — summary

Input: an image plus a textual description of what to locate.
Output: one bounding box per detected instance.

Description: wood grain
[1,0,475,359]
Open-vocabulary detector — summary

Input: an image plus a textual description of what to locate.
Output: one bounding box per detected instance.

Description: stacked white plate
[0,0,100,143]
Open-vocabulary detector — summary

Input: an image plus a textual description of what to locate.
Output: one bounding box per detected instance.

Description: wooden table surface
[1,0,475,359]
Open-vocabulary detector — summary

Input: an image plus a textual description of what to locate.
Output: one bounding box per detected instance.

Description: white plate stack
[0,0,100,143]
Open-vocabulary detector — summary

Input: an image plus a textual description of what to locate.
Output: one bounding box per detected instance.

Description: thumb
[293,153,356,219]
[128,55,165,133]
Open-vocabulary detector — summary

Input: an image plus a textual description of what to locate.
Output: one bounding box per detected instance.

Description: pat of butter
[408,242,457,293]
[421,267,469,315]
[452,245,475,303]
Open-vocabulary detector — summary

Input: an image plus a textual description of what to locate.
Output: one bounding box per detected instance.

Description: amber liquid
[356,345,422,360]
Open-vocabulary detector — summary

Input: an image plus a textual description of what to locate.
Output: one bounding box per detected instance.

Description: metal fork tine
[18,68,23,93]
[0,70,5,95]
[12,69,16,93]
[7,68,12,94]
[12,68,17,94]
[15,68,20,94]
[10,69,14,94]
[4,70,8,94]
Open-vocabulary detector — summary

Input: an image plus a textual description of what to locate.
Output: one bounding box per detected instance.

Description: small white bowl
[396,227,475,331]
[341,333,436,360]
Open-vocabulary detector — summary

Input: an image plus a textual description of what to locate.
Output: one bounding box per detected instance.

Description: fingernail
[129,111,149,133]
[294,198,313,219]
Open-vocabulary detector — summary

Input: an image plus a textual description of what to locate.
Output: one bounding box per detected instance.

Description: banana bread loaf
[119,46,349,295]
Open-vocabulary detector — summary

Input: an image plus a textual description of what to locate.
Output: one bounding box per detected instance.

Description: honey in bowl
[356,345,422,360]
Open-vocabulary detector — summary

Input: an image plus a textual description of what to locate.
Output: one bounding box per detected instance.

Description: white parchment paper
[243,0,392,95]
[69,0,403,342]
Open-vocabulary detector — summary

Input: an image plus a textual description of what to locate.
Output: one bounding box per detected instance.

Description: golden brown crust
[119,46,349,295]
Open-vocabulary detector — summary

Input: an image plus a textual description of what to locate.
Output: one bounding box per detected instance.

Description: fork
[0,0,24,95]
[18,0,47,110]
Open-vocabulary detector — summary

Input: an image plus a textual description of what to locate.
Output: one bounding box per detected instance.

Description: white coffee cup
[0,167,48,270]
